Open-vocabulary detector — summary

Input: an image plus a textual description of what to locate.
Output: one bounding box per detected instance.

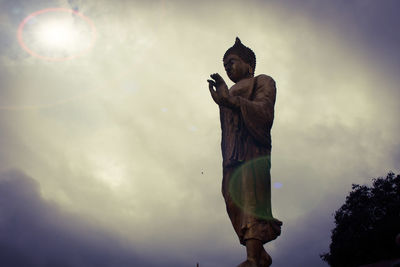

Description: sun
[36,20,77,49]
[17,8,96,61]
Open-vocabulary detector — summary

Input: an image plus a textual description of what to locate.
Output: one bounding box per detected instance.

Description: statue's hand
[207,78,222,105]
[210,73,229,99]
[208,73,229,106]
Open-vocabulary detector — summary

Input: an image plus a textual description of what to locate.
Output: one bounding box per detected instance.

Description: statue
[207,37,282,267]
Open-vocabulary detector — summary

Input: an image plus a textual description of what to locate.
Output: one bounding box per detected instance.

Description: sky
[0,0,399,266]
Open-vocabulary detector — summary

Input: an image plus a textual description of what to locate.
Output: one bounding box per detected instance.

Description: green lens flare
[228,155,274,220]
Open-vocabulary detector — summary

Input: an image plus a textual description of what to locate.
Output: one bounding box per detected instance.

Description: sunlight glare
[36,20,77,49]
[17,8,96,61]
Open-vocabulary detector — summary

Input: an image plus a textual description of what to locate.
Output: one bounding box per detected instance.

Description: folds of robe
[219,74,282,245]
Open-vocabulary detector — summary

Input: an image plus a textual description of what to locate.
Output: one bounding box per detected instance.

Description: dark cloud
[0,169,178,267]
[275,0,400,76]
[270,194,339,267]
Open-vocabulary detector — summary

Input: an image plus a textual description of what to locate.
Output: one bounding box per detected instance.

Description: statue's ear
[248,65,254,76]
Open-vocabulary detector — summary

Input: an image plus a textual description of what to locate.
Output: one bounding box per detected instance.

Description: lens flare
[228,156,275,220]
[17,8,96,61]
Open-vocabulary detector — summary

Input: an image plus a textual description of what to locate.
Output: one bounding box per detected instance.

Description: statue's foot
[260,248,272,267]
[237,259,257,267]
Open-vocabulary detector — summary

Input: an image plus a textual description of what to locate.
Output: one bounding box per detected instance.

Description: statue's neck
[235,76,254,84]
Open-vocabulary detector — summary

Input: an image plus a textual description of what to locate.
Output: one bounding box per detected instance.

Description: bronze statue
[207,37,282,267]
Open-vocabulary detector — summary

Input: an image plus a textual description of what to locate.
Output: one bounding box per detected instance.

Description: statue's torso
[220,75,272,167]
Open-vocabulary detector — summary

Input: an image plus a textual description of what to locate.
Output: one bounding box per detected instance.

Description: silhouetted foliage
[321,172,400,267]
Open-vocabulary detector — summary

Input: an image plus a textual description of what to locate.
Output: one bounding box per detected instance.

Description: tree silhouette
[321,172,400,267]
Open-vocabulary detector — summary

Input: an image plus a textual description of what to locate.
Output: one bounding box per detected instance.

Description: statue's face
[223,54,252,83]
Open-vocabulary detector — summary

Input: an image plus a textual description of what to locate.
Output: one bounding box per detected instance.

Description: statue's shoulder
[255,74,275,84]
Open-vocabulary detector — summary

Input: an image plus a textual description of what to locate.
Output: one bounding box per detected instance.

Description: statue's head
[223,37,256,83]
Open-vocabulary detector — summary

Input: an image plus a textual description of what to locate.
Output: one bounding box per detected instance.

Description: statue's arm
[229,75,276,145]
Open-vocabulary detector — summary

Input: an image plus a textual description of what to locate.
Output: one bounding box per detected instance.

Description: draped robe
[219,74,282,245]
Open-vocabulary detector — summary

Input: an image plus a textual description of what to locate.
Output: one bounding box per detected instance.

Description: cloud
[0,169,166,267]
[269,194,338,267]
[275,0,400,77]
[0,0,399,266]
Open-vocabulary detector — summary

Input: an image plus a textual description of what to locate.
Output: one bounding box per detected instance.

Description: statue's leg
[260,247,272,267]
[222,166,247,245]
[245,239,263,262]
[223,164,276,267]
[237,239,270,267]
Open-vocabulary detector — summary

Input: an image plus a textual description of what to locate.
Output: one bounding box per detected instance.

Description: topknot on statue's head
[223,37,256,73]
